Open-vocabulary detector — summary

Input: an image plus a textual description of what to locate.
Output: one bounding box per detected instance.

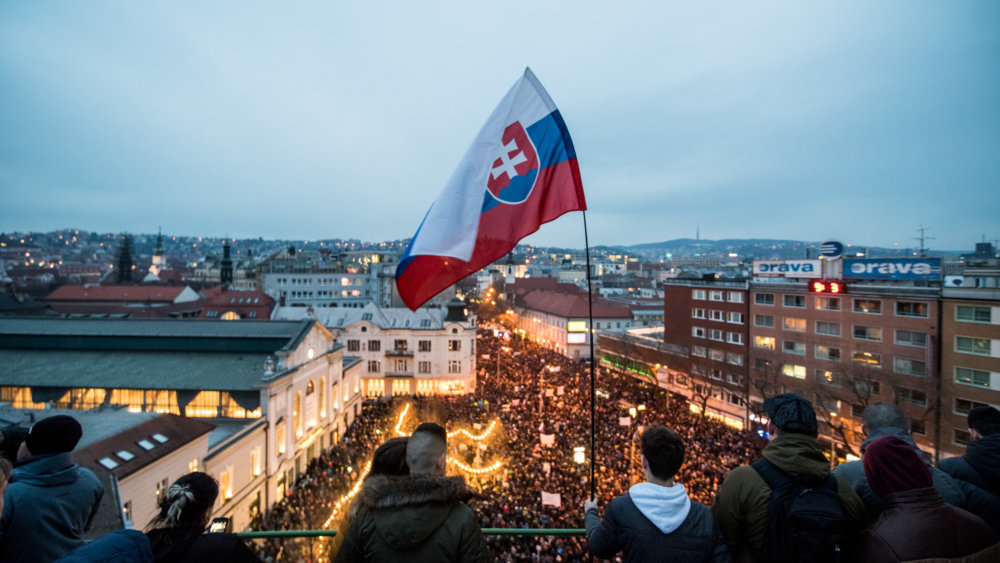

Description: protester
[712,394,866,563]
[585,424,730,562]
[938,405,1000,496]
[145,472,262,562]
[833,402,999,530]
[0,414,104,563]
[0,457,10,515]
[854,435,999,562]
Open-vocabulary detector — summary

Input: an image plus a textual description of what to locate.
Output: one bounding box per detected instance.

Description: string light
[393,403,411,436]
[447,457,503,475]
[447,419,499,442]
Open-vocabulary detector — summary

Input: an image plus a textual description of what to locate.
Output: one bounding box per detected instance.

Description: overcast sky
[2,1,997,252]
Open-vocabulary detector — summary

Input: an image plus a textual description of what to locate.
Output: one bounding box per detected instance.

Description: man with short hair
[0,415,104,563]
[833,402,998,529]
[335,421,491,562]
[712,394,866,563]
[938,405,1000,496]
[585,425,729,562]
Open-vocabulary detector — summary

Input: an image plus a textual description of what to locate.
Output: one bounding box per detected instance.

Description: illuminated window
[221,470,233,501]
[221,311,240,320]
[853,299,882,314]
[783,317,806,331]
[782,364,806,379]
[815,345,841,362]
[852,351,882,368]
[895,301,928,318]
[189,458,199,473]
[293,392,302,438]
[448,340,461,351]
[277,425,286,456]
[567,321,587,332]
[815,297,841,311]
[251,449,261,476]
[754,336,776,350]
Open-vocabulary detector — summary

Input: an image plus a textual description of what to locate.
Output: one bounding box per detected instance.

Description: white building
[272,300,477,397]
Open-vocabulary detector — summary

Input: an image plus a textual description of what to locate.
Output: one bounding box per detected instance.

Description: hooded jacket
[938,433,1000,497]
[333,474,490,563]
[145,527,261,563]
[586,481,730,562]
[833,426,1000,531]
[711,432,867,563]
[854,487,999,563]
[0,452,104,563]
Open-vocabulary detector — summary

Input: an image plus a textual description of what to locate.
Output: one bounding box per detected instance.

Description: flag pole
[583,210,596,500]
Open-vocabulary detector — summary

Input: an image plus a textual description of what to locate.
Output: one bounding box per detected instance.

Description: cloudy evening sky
[1,1,998,252]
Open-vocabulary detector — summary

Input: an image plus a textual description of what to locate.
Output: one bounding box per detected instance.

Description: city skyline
[2,2,998,251]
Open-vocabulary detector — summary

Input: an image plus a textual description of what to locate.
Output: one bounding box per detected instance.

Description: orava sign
[842,258,942,281]
[753,260,822,278]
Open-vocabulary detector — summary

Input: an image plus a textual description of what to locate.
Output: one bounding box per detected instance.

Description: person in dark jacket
[0,414,104,563]
[854,435,998,562]
[833,403,1000,532]
[585,424,730,562]
[334,422,491,563]
[144,472,261,563]
[55,529,153,563]
[938,405,1000,496]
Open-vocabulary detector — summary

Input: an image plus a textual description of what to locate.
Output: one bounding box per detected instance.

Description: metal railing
[238,528,586,539]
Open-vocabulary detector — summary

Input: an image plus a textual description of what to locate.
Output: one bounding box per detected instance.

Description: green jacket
[333,474,491,563]
[711,433,868,563]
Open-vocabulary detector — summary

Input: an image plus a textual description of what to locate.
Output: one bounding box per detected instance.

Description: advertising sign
[819,240,844,259]
[753,260,822,278]
[842,258,942,281]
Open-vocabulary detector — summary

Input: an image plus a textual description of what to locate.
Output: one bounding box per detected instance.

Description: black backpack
[752,458,849,563]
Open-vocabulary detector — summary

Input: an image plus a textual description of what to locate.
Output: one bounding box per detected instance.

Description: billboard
[842,258,942,281]
[753,260,822,278]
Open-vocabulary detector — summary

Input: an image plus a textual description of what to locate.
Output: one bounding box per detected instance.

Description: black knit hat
[764,393,818,436]
[26,415,83,455]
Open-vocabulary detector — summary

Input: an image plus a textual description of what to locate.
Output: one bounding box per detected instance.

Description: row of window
[780,364,929,405]
[366,359,463,374]
[692,289,745,303]
[274,277,364,286]
[691,326,744,345]
[691,309,745,324]
[690,345,744,366]
[753,293,931,318]
[346,339,463,353]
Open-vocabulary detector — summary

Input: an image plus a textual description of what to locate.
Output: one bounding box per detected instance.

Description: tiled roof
[205,290,274,307]
[46,285,190,302]
[0,317,312,340]
[273,302,463,330]
[519,289,633,319]
[76,414,215,480]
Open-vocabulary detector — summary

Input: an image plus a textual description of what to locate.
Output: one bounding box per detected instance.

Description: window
[98,457,119,469]
[896,386,927,406]
[368,340,381,352]
[893,357,926,377]
[957,305,992,323]
[152,433,169,443]
[814,395,841,412]
[692,308,706,319]
[221,470,233,501]
[754,336,776,350]
[851,379,881,396]
[709,310,724,321]
[896,301,929,318]
[728,292,744,303]
[815,369,839,386]
[854,299,882,314]
[895,330,927,348]
[782,364,806,379]
[709,329,724,341]
[123,501,132,524]
[954,429,971,446]
[394,339,408,351]
[852,351,882,368]
[815,345,841,362]
[728,374,743,385]
[816,321,841,336]
[692,327,706,338]
[853,325,882,341]
[691,345,707,357]
[956,336,991,356]
[418,340,431,352]
[347,340,360,352]
[727,353,744,366]
[447,360,461,373]
[783,340,805,356]
[155,478,168,502]
[755,293,775,305]
[815,297,841,311]
[955,397,990,415]
[367,360,380,373]
[783,317,806,331]
[709,291,724,302]
[137,439,155,451]
[692,289,707,300]
[727,332,744,345]
[955,367,991,388]
[251,448,261,476]
[448,339,461,352]
[755,314,775,328]
[709,349,725,361]
[727,312,744,324]
[910,419,926,435]
[710,368,724,380]
[418,361,431,374]
[753,357,772,371]
[783,295,805,308]
[851,404,866,418]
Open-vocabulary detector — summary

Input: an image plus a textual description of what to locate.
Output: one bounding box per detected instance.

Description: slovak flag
[395,68,586,310]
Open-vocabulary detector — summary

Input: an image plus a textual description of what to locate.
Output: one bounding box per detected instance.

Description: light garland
[447,419,498,441]
[322,459,372,528]
[447,457,504,475]
[393,403,411,436]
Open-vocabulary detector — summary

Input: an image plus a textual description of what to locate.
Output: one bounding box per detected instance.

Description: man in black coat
[584,425,730,562]
[939,406,1000,496]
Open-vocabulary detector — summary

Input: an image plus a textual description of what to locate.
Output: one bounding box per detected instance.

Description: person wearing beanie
[712,394,867,563]
[854,435,999,562]
[0,414,104,563]
[832,403,1000,532]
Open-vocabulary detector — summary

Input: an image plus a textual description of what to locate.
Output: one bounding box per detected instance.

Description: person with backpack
[712,393,867,563]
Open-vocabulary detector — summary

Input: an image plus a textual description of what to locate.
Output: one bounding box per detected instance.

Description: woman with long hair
[145,472,262,562]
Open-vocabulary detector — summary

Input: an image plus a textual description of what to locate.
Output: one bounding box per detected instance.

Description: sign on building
[842,258,942,281]
[752,260,822,278]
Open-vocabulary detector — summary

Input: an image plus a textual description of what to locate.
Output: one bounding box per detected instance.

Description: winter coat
[833,426,1000,532]
[711,432,867,563]
[333,474,491,563]
[0,452,104,563]
[854,487,999,563]
[938,433,1000,497]
[55,529,153,563]
[145,528,262,563]
[586,481,730,562]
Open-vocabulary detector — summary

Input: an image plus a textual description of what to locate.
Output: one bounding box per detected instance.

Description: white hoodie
[627,481,692,534]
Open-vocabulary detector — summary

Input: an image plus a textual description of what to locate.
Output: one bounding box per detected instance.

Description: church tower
[221,239,234,285]
[150,227,166,276]
[116,233,134,283]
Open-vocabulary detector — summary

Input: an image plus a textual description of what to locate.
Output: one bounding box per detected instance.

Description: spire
[116,233,134,283]
[221,238,234,284]
[153,227,164,257]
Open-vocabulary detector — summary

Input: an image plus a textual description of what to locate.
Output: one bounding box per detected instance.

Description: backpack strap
[751,457,791,491]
